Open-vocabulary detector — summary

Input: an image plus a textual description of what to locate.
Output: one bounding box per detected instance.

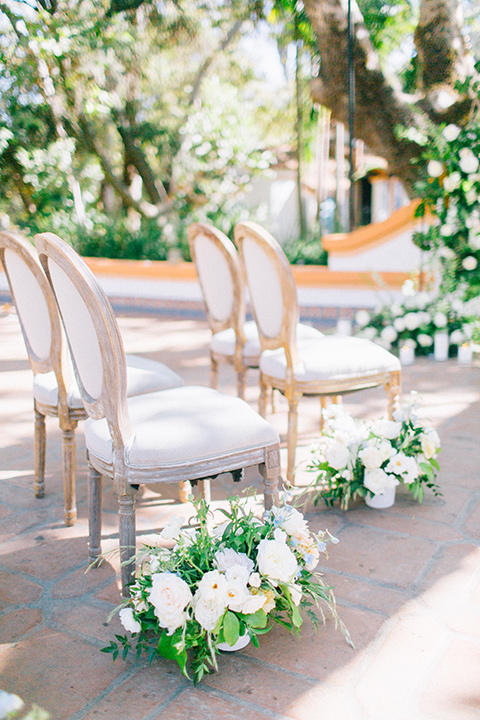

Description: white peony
[421,429,440,459]
[225,564,250,587]
[364,468,398,495]
[325,439,350,470]
[443,124,461,142]
[215,548,254,575]
[462,256,478,271]
[149,572,193,634]
[427,160,444,178]
[119,607,141,634]
[257,534,298,585]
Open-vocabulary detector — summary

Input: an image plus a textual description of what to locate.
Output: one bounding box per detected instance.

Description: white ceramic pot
[365,485,396,509]
[218,633,251,652]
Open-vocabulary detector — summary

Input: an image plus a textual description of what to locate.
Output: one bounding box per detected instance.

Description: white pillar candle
[458,342,473,364]
[434,332,449,361]
[400,344,414,365]
[336,318,352,336]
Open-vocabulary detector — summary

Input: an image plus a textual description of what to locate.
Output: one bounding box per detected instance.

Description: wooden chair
[36,231,281,595]
[0,230,185,525]
[188,222,322,398]
[235,221,402,484]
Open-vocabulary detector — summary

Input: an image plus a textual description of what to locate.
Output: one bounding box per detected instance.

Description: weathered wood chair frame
[0,230,84,525]
[188,222,257,399]
[235,221,402,484]
[36,231,281,595]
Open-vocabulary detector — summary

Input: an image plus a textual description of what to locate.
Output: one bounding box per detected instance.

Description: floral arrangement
[411,101,480,299]
[308,395,442,510]
[102,496,351,684]
[355,281,480,356]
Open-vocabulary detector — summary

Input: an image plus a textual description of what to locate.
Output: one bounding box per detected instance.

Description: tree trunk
[303,0,477,193]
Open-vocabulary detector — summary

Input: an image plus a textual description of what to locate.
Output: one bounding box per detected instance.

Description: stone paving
[0,307,480,720]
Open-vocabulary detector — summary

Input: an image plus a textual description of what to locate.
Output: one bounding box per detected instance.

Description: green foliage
[283,225,328,265]
[308,397,442,511]
[102,495,350,684]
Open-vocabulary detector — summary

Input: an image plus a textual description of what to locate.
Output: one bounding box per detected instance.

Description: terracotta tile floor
[1,308,480,719]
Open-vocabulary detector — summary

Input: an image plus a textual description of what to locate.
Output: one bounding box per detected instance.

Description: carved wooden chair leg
[61,422,77,526]
[88,460,103,566]
[178,481,192,503]
[286,394,300,486]
[199,479,211,504]
[270,387,276,414]
[236,369,246,400]
[33,406,46,499]
[209,355,219,389]
[385,370,402,419]
[118,491,137,597]
[259,373,269,418]
[259,443,281,509]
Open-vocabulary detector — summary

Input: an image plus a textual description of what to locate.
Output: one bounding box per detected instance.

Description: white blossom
[257,535,298,585]
[149,572,193,635]
[119,607,142,634]
[443,124,461,142]
[427,160,444,178]
[463,256,478,271]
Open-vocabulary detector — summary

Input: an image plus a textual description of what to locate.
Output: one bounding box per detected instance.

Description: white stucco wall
[328,227,424,272]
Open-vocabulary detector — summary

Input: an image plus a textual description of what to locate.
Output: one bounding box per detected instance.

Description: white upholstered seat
[235,221,402,485]
[36,231,281,595]
[189,222,323,397]
[0,230,184,526]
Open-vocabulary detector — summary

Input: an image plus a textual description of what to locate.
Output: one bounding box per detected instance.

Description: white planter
[365,485,396,509]
[218,633,251,652]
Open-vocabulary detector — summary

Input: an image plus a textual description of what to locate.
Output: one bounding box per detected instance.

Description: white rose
[417,333,433,347]
[149,572,192,635]
[289,583,303,606]
[459,152,479,175]
[193,594,227,631]
[355,310,371,327]
[374,419,402,440]
[119,607,142,634]
[159,515,186,542]
[421,429,440,459]
[385,452,419,483]
[225,581,250,612]
[440,224,454,237]
[257,536,298,584]
[404,312,421,331]
[462,256,478,271]
[433,312,448,328]
[364,468,397,495]
[449,329,465,345]
[278,506,309,539]
[241,592,267,615]
[443,172,461,191]
[381,326,398,343]
[359,444,384,470]
[443,124,461,142]
[393,317,406,332]
[427,160,444,178]
[248,572,261,588]
[325,439,350,470]
[215,548,254,575]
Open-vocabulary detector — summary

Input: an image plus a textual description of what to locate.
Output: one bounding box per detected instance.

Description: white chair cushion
[33,355,184,410]
[210,321,323,362]
[260,336,401,382]
[84,385,279,467]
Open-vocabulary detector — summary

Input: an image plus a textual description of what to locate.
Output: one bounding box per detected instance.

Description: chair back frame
[35,232,133,490]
